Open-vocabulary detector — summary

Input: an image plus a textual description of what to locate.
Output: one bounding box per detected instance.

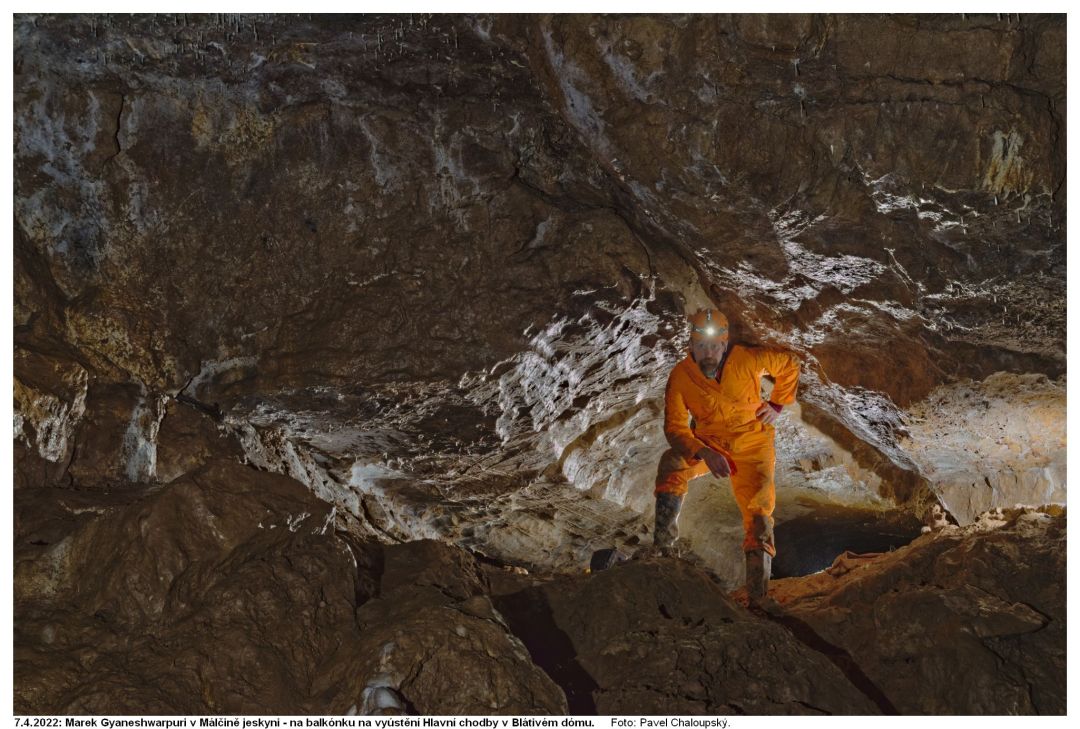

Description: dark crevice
[791,699,829,715]
[337,533,383,609]
[491,585,599,714]
[114,93,125,154]
[390,689,420,716]
[508,166,590,214]
[467,548,531,574]
[772,505,923,579]
[860,72,1055,100]
[752,606,899,715]
[100,92,126,171]
[175,392,224,422]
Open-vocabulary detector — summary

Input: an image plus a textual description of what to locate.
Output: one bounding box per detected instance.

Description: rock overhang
[13,12,1066,571]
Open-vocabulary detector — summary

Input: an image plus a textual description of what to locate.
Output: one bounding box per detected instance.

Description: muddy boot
[653,493,684,556]
[751,513,776,555]
[745,549,771,601]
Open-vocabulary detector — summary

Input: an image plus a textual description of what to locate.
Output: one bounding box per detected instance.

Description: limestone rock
[770,507,1066,714]
[12,12,1067,574]
[11,13,1066,714]
[493,559,879,714]
[13,456,1065,715]
[155,398,245,483]
[13,349,89,483]
[14,461,566,714]
[13,12,1064,435]
[898,373,1067,525]
[331,540,568,715]
[64,382,161,486]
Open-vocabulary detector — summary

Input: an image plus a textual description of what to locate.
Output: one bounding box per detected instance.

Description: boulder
[14,460,566,714]
[771,507,1066,714]
[494,559,879,714]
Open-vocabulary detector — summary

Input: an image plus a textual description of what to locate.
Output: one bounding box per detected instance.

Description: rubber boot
[751,514,775,556]
[745,549,771,601]
[653,493,684,556]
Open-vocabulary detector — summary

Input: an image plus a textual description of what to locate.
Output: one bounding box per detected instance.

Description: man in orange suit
[653,308,800,600]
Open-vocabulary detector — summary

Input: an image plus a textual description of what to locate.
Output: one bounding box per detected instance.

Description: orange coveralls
[654,344,800,556]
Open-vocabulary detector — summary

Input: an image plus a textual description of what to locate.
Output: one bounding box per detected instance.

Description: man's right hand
[697,447,735,478]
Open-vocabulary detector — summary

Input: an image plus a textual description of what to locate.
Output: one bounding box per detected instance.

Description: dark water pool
[772,502,924,578]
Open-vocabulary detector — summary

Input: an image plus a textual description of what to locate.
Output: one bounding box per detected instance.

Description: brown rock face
[14,12,1063,418]
[335,540,567,715]
[16,14,1065,478]
[13,13,1066,713]
[14,460,566,714]
[484,508,1065,716]
[492,559,879,714]
[770,507,1066,714]
[13,459,1065,715]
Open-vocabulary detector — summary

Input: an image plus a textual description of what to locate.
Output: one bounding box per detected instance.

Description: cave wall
[14,13,1066,543]
[12,15,1069,714]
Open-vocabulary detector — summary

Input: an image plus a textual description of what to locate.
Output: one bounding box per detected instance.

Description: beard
[697,358,719,378]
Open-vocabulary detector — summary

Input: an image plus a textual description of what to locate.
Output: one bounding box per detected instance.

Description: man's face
[691,337,728,378]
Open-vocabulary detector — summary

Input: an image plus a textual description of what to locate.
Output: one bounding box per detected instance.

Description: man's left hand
[755,401,782,425]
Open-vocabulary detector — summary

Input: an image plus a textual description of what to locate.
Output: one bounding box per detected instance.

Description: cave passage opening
[771,502,925,578]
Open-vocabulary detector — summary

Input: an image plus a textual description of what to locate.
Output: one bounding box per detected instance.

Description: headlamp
[692,315,726,337]
[689,307,730,341]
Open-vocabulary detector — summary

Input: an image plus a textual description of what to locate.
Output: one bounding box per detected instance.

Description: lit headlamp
[690,309,728,339]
